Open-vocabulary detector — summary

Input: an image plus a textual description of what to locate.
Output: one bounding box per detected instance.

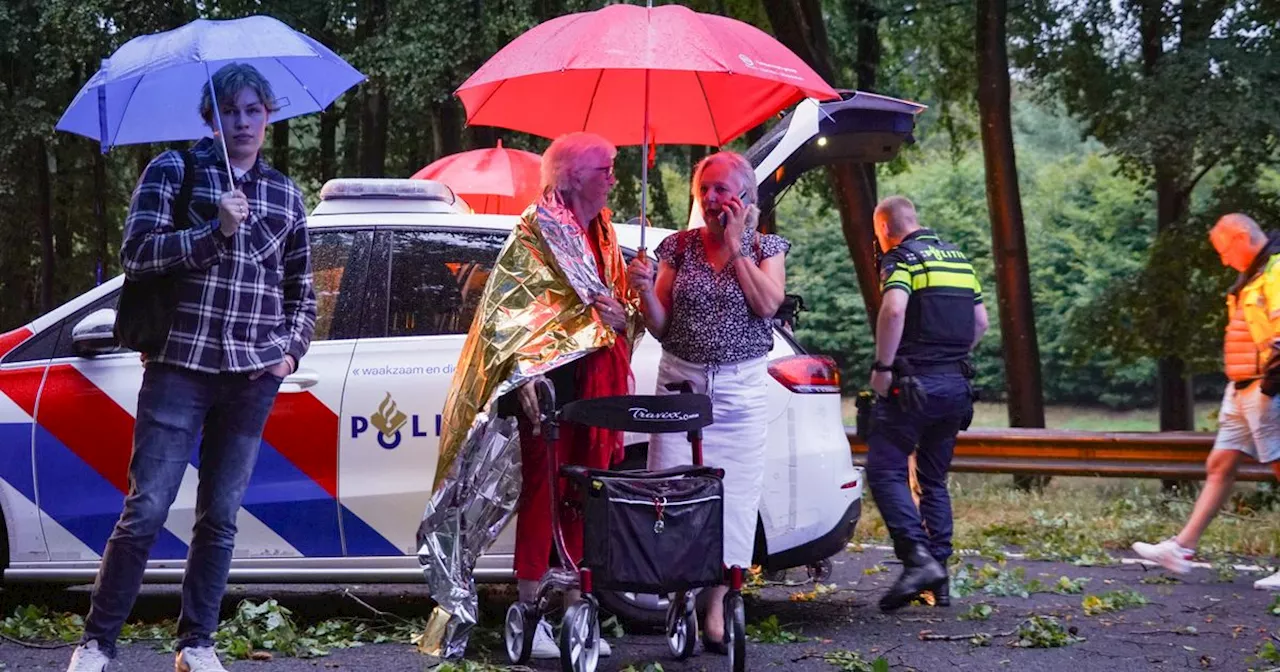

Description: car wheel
[595,588,670,627]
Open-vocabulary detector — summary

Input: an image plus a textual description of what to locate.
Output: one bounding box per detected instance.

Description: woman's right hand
[627,255,655,294]
[517,375,548,436]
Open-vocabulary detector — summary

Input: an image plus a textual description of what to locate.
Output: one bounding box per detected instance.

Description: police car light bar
[320,178,458,203]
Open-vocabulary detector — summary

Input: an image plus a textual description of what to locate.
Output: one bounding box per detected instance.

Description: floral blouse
[655,228,790,364]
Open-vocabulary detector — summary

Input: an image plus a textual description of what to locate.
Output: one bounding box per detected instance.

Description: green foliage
[958,603,994,621]
[1053,576,1090,594]
[950,563,1044,599]
[0,605,84,643]
[1012,616,1084,648]
[618,664,665,672]
[1269,594,1280,617]
[746,614,808,644]
[1081,589,1149,616]
[823,649,891,672]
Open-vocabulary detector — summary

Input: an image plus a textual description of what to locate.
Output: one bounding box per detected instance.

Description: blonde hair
[874,196,919,238]
[691,151,757,205]
[540,132,617,193]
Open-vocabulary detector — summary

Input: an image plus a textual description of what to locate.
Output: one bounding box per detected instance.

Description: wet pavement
[2,545,1279,671]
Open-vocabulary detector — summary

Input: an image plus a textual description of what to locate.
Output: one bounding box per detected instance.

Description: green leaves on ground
[1,600,424,660]
[951,562,1088,599]
[1012,616,1084,648]
[619,664,665,672]
[1081,590,1149,616]
[1268,595,1280,617]
[959,603,995,621]
[0,605,84,644]
[823,649,890,672]
[746,615,809,644]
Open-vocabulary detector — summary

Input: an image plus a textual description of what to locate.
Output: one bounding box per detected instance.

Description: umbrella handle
[203,62,237,190]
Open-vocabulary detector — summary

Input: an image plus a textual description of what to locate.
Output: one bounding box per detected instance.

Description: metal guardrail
[846,426,1276,481]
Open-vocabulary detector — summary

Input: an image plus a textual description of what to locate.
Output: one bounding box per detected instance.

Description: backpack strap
[172,150,196,231]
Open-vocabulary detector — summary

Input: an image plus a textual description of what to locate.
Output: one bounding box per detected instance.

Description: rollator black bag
[582,470,724,594]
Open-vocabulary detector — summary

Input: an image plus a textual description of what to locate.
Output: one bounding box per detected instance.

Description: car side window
[385,230,507,337]
[310,229,374,341]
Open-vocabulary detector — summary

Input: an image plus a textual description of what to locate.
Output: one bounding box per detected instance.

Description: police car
[0,178,861,620]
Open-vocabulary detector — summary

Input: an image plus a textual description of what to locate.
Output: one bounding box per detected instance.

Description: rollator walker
[504,379,748,672]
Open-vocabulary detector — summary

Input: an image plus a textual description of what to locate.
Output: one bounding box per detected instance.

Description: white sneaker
[531,618,560,659]
[175,646,228,672]
[1254,570,1280,590]
[67,641,110,672]
[1132,538,1194,574]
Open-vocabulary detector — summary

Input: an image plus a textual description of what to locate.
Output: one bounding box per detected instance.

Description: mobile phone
[720,189,752,226]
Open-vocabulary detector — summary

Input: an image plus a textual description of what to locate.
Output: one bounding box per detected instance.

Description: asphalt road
[3,546,1279,671]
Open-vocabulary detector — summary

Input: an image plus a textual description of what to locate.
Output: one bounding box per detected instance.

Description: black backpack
[114,150,197,355]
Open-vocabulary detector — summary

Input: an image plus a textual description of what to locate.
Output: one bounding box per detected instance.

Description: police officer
[866,196,989,612]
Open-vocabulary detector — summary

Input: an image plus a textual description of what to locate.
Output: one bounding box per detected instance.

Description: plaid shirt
[120,138,316,374]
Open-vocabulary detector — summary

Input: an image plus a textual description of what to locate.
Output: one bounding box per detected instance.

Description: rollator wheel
[723,591,746,672]
[665,590,699,659]
[560,598,601,672]
[504,601,537,664]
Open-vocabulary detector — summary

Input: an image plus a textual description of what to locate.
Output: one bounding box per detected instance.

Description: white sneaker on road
[531,618,559,659]
[529,616,612,658]
[1254,570,1280,590]
[1132,538,1194,575]
[175,646,229,672]
[67,641,110,672]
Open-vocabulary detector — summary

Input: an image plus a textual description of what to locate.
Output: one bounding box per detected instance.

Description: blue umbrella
[57,15,364,181]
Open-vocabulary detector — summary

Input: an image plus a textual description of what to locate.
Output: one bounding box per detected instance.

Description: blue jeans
[82,363,281,656]
[866,374,973,565]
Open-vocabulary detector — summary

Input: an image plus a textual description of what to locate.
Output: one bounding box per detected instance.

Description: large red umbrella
[456,4,838,147]
[456,4,839,246]
[411,140,542,215]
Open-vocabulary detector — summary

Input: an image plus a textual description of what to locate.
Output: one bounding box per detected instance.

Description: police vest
[880,232,981,367]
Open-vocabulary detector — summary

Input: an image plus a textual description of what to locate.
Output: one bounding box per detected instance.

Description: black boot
[930,579,950,607]
[880,544,946,613]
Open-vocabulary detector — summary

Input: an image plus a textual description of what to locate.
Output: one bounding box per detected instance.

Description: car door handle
[279,370,320,393]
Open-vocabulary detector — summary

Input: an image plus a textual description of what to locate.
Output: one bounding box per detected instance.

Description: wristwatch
[871,361,894,373]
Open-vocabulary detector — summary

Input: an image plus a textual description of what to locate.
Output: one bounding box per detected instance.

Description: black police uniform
[868,228,982,611]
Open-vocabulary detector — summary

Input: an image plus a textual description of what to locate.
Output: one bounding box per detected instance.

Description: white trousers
[647,351,769,568]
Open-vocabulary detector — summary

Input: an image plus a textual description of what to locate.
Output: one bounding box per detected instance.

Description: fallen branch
[0,632,74,650]
[918,628,1016,642]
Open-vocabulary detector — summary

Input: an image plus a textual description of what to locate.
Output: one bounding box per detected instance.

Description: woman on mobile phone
[625,151,789,653]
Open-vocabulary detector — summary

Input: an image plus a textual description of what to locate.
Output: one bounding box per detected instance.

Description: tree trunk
[976,0,1045,427]
[341,97,361,177]
[37,139,54,313]
[272,119,290,175]
[359,87,388,177]
[828,162,882,322]
[977,0,1048,489]
[320,108,337,182]
[1155,167,1194,430]
[852,0,880,202]
[764,0,881,326]
[433,101,465,158]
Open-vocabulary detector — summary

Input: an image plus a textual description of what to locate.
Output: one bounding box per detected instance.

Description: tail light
[767,355,841,394]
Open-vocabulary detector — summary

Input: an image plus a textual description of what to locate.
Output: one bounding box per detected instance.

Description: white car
[0,178,863,622]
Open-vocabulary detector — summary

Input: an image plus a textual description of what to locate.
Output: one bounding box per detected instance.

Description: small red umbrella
[411,140,542,215]
[456,3,838,245]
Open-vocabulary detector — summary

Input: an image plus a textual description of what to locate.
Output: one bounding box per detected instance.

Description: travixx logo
[629,407,700,422]
[351,392,439,449]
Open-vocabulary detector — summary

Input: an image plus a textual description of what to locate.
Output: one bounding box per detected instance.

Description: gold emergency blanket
[416,191,642,659]
[433,194,642,490]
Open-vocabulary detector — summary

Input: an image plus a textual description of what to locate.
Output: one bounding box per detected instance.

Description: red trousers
[513,416,612,581]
